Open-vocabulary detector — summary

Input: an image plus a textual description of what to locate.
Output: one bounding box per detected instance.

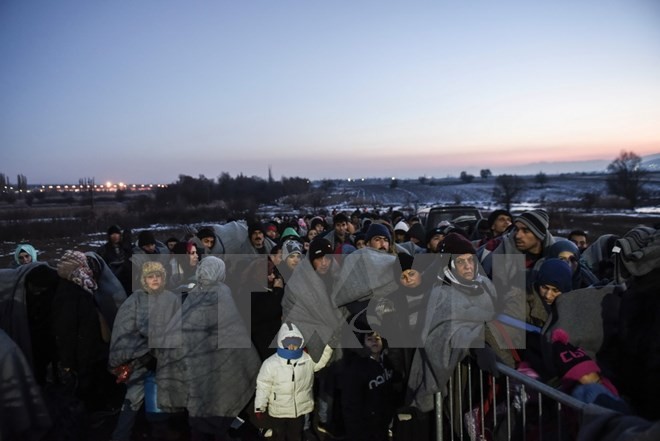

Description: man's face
[250,230,265,249]
[145,272,163,292]
[427,234,444,253]
[201,236,215,249]
[166,240,178,251]
[367,235,390,252]
[109,233,121,245]
[491,214,512,236]
[141,243,157,254]
[394,231,406,243]
[569,234,588,252]
[18,251,32,265]
[514,222,542,254]
[454,253,476,281]
[334,221,348,240]
[312,255,332,274]
[400,269,421,288]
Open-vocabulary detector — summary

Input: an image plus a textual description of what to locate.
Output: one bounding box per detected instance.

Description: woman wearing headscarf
[13,243,38,267]
[52,250,119,410]
[156,256,261,440]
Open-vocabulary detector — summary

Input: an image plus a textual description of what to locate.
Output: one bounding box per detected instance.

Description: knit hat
[439,232,476,255]
[310,216,326,231]
[406,223,426,244]
[308,238,333,261]
[57,250,98,294]
[547,239,580,260]
[487,209,512,228]
[551,328,600,386]
[397,253,414,272]
[197,227,215,240]
[138,230,156,247]
[248,222,266,236]
[265,223,278,234]
[515,209,549,240]
[107,224,122,236]
[366,223,392,242]
[425,227,444,245]
[282,240,303,260]
[536,258,572,293]
[141,261,167,293]
[394,220,409,233]
[280,227,300,243]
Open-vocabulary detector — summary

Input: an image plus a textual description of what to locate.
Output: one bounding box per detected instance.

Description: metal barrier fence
[434,361,590,441]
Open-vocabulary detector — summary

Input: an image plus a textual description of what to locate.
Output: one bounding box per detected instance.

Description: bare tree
[493,174,525,211]
[606,150,647,208]
[480,169,492,179]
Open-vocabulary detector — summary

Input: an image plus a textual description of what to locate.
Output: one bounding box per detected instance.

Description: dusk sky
[2,0,659,184]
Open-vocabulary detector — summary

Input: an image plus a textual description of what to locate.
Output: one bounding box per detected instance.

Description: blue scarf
[277,347,304,360]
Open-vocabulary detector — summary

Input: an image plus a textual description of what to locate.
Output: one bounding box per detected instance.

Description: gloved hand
[112,364,133,383]
[472,346,500,376]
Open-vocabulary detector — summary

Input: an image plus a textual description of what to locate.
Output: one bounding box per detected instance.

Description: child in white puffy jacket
[255,322,333,441]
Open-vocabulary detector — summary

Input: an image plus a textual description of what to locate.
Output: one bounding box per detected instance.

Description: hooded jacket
[254,322,333,418]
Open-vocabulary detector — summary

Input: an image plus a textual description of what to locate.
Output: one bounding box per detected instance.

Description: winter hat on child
[141,261,167,293]
[282,240,303,260]
[536,258,572,294]
[280,227,300,243]
[551,328,601,386]
[365,223,392,242]
[515,209,550,240]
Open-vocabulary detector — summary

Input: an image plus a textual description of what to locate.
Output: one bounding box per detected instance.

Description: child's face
[364,333,383,355]
[539,284,562,305]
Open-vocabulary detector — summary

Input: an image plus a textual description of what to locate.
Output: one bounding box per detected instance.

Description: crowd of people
[1,207,659,441]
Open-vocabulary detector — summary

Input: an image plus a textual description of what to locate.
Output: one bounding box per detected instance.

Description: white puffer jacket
[255,322,333,418]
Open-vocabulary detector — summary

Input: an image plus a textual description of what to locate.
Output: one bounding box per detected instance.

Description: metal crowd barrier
[434,361,591,441]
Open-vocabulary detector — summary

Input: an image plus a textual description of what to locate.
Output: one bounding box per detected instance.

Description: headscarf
[14,244,38,265]
[195,256,226,288]
[57,250,98,294]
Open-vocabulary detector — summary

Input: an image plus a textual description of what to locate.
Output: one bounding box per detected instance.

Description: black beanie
[248,222,266,236]
[308,238,333,261]
[487,209,512,228]
[138,230,156,247]
[107,224,122,236]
